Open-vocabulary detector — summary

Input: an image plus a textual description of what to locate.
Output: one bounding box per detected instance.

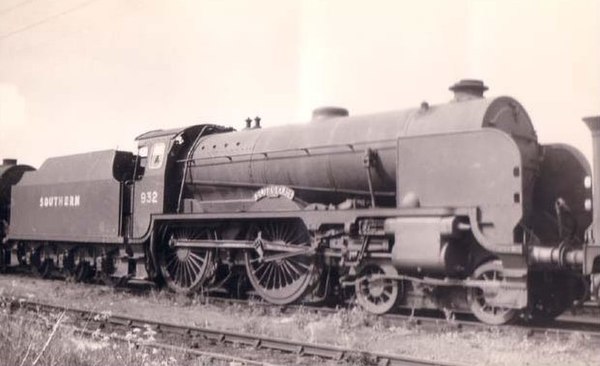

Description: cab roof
[135,124,235,141]
[135,126,193,141]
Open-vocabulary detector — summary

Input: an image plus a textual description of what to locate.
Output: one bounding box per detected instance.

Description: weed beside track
[0,310,207,366]
[1,275,600,366]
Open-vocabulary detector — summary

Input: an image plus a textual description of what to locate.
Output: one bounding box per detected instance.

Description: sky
[0,0,599,167]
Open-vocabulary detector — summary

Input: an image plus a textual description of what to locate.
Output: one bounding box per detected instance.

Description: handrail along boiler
[1,80,600,324]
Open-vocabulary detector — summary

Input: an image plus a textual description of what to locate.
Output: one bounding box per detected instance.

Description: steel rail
[2,271,599,339]
[7,297,465,366]
[78,327,276,366]
[204,297,600,341]
[2,311,274,366]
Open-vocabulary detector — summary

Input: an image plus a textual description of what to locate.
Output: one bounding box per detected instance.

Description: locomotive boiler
[2,80,600,325]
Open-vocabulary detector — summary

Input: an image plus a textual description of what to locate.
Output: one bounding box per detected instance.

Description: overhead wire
[0,0,101,42]
[0,0,38,16]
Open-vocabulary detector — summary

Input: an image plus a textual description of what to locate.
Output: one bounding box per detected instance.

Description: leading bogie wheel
[244,220,318,305]
[157,226,216,294]
[355,263,401,314]
[467,260,519,325]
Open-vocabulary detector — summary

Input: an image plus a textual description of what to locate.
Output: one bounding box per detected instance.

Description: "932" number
[140,191,158,204]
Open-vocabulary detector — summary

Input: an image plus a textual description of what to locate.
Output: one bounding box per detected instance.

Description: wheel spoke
[281,260,297,280]
[245,220,317,304]
[174,260,183,284]
[189,251,206,265]
[178,261,186,287]
[187,255,202,273]
[279,265,288,288]
[274,265,283,289]
[253,265,266,280]
[266,264,276,289]
[285,259,302,278]
[166,255,177,270]
[188,260,198,283]
[184,262,192,287]
[253,261,267,276]
[275,266,283,289]
[158,228,215,293]
[280,223,289,242]
[179,261,187,287]
[288,231,304,245]
[290,260,310,271]
[183,261,193,285]
[258,263,274,285]
[468,260,518,325]
[355,264,400,315]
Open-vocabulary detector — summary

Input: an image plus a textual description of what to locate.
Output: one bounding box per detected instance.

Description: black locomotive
[2,80,599,324]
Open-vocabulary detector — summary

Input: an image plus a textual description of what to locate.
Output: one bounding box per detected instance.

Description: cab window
[138,145,149,168]
[149,142,166,169]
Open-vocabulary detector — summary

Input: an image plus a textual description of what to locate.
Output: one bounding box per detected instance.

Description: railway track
[197,296,600,342]
[68,325,274,366]
[1,311,272,366]
[2,270,599,342]
[3,297,465,366]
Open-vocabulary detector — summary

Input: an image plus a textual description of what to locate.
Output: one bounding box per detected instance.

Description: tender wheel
[467,260,519,325]
[73,262,93,282]
[355,263,401,314]
[244,220,318,305]
[64,248,94,282]
[31,245,55,279]
[1,244,8,271]
[16,242,27,266]
[98,251,120,286]
[157,227,216,294]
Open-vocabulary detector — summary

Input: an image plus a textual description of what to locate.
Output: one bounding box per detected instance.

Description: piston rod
[528,245,584,268]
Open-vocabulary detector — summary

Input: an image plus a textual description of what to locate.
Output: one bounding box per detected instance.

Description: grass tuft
[0,309,203,366]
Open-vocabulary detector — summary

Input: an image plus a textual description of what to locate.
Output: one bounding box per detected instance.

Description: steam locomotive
[1,80,599,325]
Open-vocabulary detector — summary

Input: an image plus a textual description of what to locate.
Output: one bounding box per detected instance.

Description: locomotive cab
[131,127,199,238]
[130,124,233,238]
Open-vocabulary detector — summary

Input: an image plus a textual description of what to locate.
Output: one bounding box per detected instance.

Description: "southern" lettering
[39,195,81,208]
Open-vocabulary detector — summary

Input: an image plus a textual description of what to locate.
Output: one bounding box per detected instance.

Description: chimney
[2,159,17,166]
[244,117,252,130]
[584,115,600,243]
[254,116,261,129]
[312,106,349,121]
[449,79,488,102]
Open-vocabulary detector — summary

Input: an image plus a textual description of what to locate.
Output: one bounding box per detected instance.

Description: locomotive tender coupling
[2,79,600,324]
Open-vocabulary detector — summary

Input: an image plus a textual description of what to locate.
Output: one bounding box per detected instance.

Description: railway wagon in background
[2,80,600,325]
[0,159,33,264]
